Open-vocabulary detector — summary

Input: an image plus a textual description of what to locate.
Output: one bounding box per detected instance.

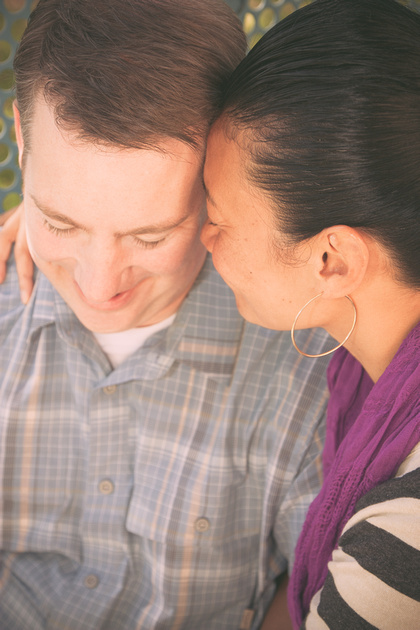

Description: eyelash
[44,219,166,249]
[43,219,75,236]
[132,236,165,249]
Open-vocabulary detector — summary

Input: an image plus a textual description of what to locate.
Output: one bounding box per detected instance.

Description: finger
[0,208,21,284]
[0,206,18,227]
[15,216,34,304]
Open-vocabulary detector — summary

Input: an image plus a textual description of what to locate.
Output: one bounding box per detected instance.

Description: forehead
[204,123,245,194]
[25,98,205,227]
[204,123,260,208]
[205,122,284,241]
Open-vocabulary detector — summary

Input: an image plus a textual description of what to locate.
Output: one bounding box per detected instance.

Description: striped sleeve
[303,450,420,630]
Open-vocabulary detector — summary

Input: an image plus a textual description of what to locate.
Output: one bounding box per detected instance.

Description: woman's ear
[315,226,369,298]
[13,101,24,169]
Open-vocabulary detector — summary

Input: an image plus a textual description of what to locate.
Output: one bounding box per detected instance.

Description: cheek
[212,237,280,299]
[25,213,54,263]
[26,222,74,265]
[210,235,247,283]
[200,221,218,253]
[138,231,204,277]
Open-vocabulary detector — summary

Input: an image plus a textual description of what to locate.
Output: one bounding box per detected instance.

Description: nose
[74,242,130,303]
[200,220,217,253]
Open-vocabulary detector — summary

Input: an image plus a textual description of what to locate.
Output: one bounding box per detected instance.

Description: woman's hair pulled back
[221,0,420,288]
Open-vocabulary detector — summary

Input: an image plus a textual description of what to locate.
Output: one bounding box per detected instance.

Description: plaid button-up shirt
[0,254,331,629]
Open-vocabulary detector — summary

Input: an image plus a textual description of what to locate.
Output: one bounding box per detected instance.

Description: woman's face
[201,123,318,331]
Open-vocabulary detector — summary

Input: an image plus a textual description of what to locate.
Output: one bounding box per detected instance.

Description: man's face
[15,99,207,333]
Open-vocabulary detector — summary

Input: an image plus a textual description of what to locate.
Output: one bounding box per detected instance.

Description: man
[0,1,331,628]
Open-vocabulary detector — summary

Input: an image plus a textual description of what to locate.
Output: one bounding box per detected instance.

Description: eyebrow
[31,194,191,236]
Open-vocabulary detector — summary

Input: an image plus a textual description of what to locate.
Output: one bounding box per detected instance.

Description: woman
[201,0,420,627]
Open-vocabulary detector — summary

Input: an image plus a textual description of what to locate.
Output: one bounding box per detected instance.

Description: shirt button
[98,479,114,495]
[103,385,117,395]
[84,574,99,589]
[194,517,210,533]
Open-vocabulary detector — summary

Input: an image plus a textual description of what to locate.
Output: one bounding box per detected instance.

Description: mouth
[74,282,138,311]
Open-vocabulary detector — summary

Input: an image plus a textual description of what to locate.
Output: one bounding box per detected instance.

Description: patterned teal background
[1,0,420,212]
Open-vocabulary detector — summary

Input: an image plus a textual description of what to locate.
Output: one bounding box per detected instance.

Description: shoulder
[304,445,420,629]
[352,442,420,515]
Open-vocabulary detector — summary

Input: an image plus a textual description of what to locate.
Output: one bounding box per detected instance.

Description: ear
[13,101,24,169]
[314,226,369,298]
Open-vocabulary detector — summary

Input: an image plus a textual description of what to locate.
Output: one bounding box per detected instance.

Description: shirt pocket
[125,454,262,619]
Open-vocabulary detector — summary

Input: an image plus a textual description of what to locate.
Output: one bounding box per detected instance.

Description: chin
[72,307,130,334]
[235,298,281,331]
[235,297,260,325]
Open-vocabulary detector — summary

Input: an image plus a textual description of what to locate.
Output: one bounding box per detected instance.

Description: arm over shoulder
[304,445,420,630]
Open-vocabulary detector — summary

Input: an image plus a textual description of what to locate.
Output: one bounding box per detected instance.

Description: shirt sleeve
[303,464,420,630]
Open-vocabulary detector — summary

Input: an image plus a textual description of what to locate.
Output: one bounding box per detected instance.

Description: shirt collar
[27,254,245,383]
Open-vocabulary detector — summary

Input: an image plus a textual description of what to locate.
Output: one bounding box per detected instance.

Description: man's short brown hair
[14,0,247,152]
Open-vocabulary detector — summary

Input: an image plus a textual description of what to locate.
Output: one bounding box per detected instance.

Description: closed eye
[131,235,167,249]
[206,215,219,227]
[43,219,76,236]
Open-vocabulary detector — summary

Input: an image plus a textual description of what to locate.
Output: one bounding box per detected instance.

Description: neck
[327,284,420,383]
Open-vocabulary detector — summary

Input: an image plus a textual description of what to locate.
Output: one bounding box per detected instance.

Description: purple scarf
[288,322,420,629]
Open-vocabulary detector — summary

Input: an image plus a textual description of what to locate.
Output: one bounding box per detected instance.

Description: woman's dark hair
[220,0,420,288]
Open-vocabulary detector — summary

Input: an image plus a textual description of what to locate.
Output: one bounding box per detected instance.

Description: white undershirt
[93,314,176,368]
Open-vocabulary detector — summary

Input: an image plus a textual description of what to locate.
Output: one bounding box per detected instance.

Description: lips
[73,281,138,311]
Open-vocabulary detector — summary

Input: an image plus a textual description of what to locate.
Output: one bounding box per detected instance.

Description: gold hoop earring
[291,293,357,358]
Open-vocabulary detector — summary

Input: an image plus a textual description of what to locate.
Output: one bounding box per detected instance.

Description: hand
[0,202,34,303]
[260,574,293,630]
